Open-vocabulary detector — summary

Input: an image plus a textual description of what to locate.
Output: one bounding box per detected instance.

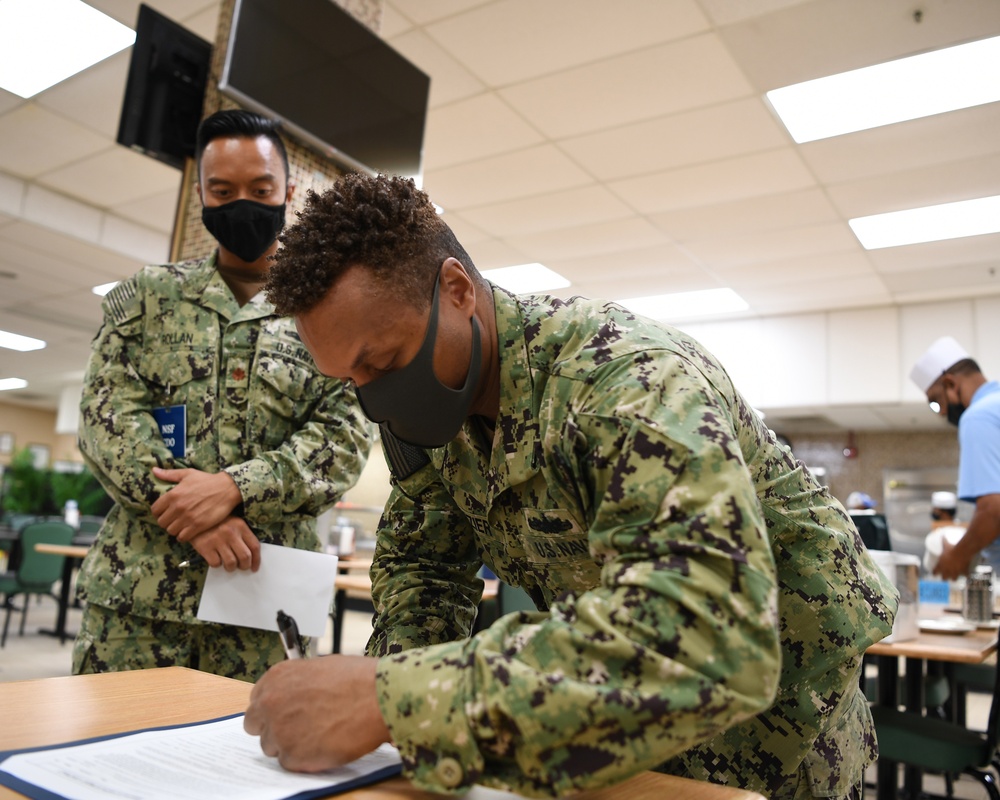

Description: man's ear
[285,181,296,205]
[439,258,475,314]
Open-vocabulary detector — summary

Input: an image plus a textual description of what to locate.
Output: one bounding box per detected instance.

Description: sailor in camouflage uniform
[72,110,372,682]
[245,173,897,798]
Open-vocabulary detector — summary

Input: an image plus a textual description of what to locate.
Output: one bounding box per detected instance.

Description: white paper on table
[196,543,337,637]
[0,715,401,800]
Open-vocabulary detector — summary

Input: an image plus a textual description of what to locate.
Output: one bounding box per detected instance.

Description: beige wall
[781,428,959,510]
[0,402,81,468]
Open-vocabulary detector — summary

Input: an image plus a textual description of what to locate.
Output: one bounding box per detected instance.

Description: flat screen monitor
[220,0,430,178]
[116,4,213,170]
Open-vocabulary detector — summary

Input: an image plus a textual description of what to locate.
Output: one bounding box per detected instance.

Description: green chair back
[497,581,538,615]
[15,522,75,589]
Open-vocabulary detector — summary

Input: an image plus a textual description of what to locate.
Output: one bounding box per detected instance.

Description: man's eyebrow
[204,174,279,185]
[350,344,372,372]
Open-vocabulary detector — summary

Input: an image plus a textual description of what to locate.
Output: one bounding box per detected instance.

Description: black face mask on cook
[946,402,966,427]
[201,199,286,263]
[356,276,482,449]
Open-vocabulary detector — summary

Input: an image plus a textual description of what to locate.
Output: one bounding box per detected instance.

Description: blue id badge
[151,404,186,459]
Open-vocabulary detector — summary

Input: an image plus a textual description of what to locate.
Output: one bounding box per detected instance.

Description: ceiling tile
[718,250,874,288]
[610,148,815,214]
[38,147,181,209]
[460,237,532,271]
[422,93,544,170]
[0,220,144,277]
[721,0,1000,91]
[548,242,706,284]
[506,217,669,261]
[884,263,1000,301]
[560,97,787,182]
[826,152,1000,219]
[425,0,709,87]
[35,51,131,139]
[0,234,125,289]
[0,105,109,179]
[110,188,181,233]
[682,221,860,268]
[650,188,838,241]
[800,103,1000,186]
[0,89,22,116]
[738,273,892,314]
[423,144,592,209]
[388,29,486,109]
[500,33,752,139]
[697,0,813,27]
[868,232,1000,273]
[388,0,493,27]
[461,185,633,238]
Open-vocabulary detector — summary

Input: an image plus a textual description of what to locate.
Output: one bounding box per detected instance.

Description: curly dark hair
[266,173,480,315]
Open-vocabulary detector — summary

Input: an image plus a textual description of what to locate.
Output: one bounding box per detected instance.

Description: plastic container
[64,499,80,529]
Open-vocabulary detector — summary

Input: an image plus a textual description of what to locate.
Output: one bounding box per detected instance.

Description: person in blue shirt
[910,336,1000,579]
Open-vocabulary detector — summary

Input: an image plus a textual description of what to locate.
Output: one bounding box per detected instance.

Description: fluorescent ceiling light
[849,195,1000,249]
[482,263,571,294]
[0,0,136,98]
[93,281,119,296]
[0,378,29,392]
[767,35,1000,143]
[618,288,749,321]
[0,329,46,352]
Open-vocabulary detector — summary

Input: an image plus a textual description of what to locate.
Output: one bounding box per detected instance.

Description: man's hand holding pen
[245,655,391,773]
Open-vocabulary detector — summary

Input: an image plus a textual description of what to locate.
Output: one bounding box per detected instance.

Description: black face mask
[356,276,482,449]
[201,199,285,263]
[946,402,966,427]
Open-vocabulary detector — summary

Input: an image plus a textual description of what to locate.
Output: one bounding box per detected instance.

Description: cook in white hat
[910,337,1000,581]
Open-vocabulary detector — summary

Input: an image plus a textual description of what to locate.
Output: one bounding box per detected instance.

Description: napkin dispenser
[869,551,920,642]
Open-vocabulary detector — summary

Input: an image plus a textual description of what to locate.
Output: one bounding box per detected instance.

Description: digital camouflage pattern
[369,287,897,799]
[74,254,372,678]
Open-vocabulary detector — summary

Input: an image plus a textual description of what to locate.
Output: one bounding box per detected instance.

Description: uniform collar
[182,251,276,322]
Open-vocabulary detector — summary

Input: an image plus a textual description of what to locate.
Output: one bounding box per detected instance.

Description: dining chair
[497,581,537,615]
[0,520,75,647]
[871,631,1000,800]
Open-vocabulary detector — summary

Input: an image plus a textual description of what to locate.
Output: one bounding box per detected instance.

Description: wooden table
[32,542,90,645]
[868,625,998,800]
[0,667,766,800]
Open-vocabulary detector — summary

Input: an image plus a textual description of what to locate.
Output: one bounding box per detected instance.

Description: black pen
[276,609,306,659]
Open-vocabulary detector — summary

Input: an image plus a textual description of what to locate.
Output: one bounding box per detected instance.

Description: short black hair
[944,358,983,378]
[195,109,289,182]
[266,173,481,316]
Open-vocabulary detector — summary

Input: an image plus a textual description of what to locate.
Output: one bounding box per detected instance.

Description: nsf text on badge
[152,404,187,458]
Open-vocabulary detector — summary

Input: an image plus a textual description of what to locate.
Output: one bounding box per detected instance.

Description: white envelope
[196,543,338,637]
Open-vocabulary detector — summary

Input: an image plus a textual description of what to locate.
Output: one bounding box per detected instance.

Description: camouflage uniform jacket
[77,253,372,622]
[369,287,897,799]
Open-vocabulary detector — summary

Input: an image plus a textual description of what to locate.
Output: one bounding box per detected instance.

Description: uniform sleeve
[78,278,178,515]
[374,356,782,797]
[957,403,1000,500]
[223,379,373,524]
[366,465,486,656]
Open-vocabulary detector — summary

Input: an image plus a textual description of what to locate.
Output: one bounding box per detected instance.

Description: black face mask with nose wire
[356,275,482,449]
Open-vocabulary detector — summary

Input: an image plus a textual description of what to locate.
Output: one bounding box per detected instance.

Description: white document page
[0,716,400,800]
[196,543,338,636]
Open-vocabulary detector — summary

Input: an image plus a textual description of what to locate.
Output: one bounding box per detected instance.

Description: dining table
[867,616,998,800]
[31,541,90,644]
[0,667,767,800]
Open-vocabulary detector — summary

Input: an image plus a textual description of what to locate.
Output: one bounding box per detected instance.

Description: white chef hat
[931,491,957,510]
[909,336,971,393]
